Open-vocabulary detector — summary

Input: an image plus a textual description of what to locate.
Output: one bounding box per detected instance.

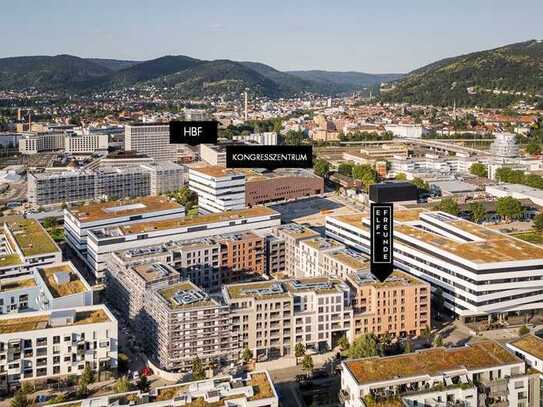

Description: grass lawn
[511,231,543,244]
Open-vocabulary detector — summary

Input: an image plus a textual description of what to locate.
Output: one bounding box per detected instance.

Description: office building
[64,133,108,155]
[490,132,519,158]
[19,132,108,155]
[223,277,352,359]
[0,304,117,390]
[64,196,184,264]
[233,132,278,145]
[85,207,280,278]
[143,280,238,371]
[345,270,430,339]
[326,209,543,320]
[0,217,61,280]
[188,166,246,214]
[124,123,177,161]
[28,161,185,207]
[341,341,539,407]
[200,144,227,166]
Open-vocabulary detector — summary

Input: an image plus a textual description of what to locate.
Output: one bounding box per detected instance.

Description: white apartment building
[326,209,543,320]
[85,207,280,278]
[0,217,61,280]
[297,237,345,278]
[19,132,64,154]
[223,277,352,359]
[19,132,108,155]
[233,132,279,145]
[321,248,368,279]
[271,224,320,277]
[199,144,227,166]
[143,280,238,372]
[28,161,185,207]
[384,124,426,139]
[507,334,543,375]
[125,123,177,161]
[341,341,539,407]
[64,133,108,155]
[64,196,184,264]
[188,166,246,214]
[0,304,117,390]
[49,371,278,407]
[490,132,519,158]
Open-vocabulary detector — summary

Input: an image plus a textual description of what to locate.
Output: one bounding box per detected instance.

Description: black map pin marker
[370,202,394,282]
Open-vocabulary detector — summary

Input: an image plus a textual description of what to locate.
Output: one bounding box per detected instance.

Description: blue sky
[1,0,542,73]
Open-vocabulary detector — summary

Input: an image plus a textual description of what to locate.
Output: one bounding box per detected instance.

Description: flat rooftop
[302,237,344,251]
[0,277,36,293]
[345,341,519,385]
[325,249,368,270]
[4,217,59,257]
[158,282,216,310]
[114,207,277,236]
[0,253,22,268]
[348,270,425,288]
[38,263,87,298]
[330,210,543,264]
[133,263,176,283]
[226,281,291,300]
[509,334,543,361]
[0,309,110,334]
[69,196,182,223]
[274,224,320,240]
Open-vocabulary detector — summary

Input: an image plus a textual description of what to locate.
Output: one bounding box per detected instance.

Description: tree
[435,197,459,216]
[301,355,314,375]
[533,213,543,233]
[10,390,29,407]
[313,159,330,178]
[170,186,198,212]
[80,364,95,387]
[469,163,488,178]
[294,343,306,363]
[337,163,354,177]
[283,130,305,145]
[468,202,486,224]
[114,376,131,393]
[20,382,33,395]
[526,141,542,156]
[420,325,433,345]
[42,217,57,230]
[519,325,530,336]
[496,196,523,222]
[337,335,350,351]
[410,177,429,192]
[347,334,379,359]
[433,335,444,347]
[395,172,407,181]
[403,340,413,354]
[192,356,206,381]
[137,375,150,392]
[241,347,253,364]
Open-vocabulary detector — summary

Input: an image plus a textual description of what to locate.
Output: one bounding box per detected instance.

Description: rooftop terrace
[158,282,216,310]
[345,341,519,385]
[0,277,36,292]
[69,196,181,223]
[0,309,110,334]
[5,218,59,257]
[38,264,87,298]
[509,334,543,361]
[114,207,277,236]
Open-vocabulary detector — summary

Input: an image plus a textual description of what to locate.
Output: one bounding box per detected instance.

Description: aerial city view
[1,1,543,406]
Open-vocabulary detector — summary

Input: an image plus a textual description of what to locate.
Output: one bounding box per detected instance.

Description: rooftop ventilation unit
[172,289,208,305]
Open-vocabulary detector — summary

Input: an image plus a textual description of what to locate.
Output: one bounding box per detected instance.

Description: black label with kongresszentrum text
[226,145,313,169]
